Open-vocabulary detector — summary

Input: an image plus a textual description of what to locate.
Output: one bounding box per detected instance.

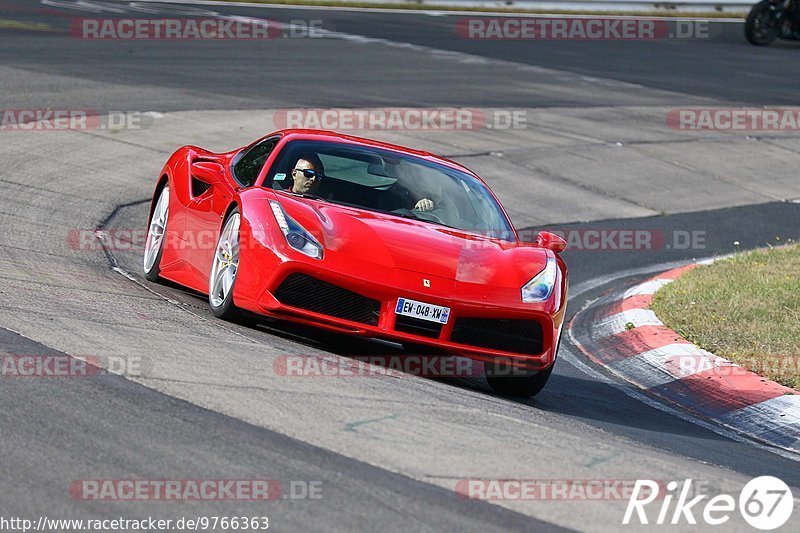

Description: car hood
[283,198,550,289]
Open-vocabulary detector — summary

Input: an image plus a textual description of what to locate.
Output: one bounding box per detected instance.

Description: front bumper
[239,260,562,371]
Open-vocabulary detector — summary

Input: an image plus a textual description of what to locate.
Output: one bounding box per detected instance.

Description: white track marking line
[717,396,800,450]
[594,308,663,337]
[610,342,725,389]
[622,278,673,297]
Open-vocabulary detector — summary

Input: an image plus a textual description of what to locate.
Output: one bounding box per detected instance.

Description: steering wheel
[393,207,445,225]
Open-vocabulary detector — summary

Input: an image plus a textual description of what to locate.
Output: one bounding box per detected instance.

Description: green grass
[0,19,60,32]
[651,243,800,390]
[213,0,745,19]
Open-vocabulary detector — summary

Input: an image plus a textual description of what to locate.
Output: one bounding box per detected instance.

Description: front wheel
[486,330,560,397]
[143,185,169,282]
[209,209,242,320]
[485,362,554,397]
[745,2,779,45]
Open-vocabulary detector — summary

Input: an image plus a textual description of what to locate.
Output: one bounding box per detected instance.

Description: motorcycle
[745,0,800,45]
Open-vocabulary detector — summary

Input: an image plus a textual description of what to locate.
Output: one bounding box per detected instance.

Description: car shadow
[135,274,800,486]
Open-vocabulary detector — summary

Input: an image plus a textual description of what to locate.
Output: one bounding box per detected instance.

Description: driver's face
[292,159,320,194]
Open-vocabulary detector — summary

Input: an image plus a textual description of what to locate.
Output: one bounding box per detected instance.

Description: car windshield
[266,140,515,240]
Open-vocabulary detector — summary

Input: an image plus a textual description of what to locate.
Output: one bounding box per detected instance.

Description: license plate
[395,298,450,324]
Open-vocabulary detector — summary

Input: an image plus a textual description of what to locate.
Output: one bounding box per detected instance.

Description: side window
[232,138,276,187]
[264,144,295,190]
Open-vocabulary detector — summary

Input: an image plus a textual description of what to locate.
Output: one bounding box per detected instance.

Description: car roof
[270,129,480,179]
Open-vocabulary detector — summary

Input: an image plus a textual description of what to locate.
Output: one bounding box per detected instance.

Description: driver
[414,197,435,212]
[410,177,461,227]
[411,177,441,212]
[406,177,436,212]
[390,167,441,212]
[289,152,325,195]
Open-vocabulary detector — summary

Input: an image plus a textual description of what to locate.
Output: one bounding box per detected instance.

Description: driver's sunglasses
[293,168,322,179]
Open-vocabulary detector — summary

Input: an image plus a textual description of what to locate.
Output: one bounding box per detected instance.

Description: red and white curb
[570,262,800,454]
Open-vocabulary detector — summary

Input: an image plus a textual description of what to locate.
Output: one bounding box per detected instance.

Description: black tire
[745,2,779,46]
[209,208,243,321]
[143,184,169,282]
[485,329,561,397]
[485,362,554,397]
[402,342,443,356]
[210,288,242,320]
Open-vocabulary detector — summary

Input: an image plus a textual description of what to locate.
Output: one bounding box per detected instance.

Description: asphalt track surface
[1,0,799,110]
[1,1,800,532]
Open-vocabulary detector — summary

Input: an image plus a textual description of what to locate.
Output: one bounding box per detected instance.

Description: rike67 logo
[624,477,794,530]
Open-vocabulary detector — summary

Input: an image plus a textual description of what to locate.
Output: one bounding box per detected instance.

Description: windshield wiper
[396,211,423,221]
[294,193,328,202]
[394,211,459,230]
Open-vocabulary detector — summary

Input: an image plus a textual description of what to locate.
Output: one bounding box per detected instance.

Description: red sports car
[143,130,568,396]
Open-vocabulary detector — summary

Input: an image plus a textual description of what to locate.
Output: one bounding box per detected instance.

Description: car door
[184,138,279,284]
[181,158,237,285]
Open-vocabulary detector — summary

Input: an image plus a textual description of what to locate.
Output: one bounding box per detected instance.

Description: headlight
[521,257,557,302]
[269,200,324,259]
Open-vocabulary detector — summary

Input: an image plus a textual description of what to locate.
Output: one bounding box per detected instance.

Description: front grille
[274,273,381,325]
[450,318,543,355]
[394,315,443,339]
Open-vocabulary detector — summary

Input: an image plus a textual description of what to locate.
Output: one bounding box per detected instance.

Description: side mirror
[191,161,225,185]
[535,231,567,253]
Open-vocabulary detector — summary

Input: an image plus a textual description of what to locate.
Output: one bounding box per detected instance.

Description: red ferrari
[143,130,568,396]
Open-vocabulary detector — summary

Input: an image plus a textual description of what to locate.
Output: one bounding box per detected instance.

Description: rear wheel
[143,185,169,282]
[209,209,242,320]
[745,2,778,46]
